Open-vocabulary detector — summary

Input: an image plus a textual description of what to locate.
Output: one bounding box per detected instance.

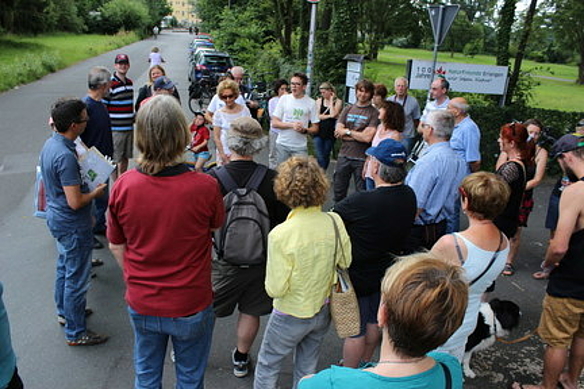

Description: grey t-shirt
[388,94,421,139]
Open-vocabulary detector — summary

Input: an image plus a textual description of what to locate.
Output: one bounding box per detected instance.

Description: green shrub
[0,51,62,90]
[472,105,584,175]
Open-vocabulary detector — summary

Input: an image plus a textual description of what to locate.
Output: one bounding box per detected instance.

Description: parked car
[189,51,234,82]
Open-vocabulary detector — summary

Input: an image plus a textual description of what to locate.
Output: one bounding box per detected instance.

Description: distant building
[166,0,199,27]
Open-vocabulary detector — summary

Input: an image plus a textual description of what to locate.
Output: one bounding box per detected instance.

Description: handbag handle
[327,213,346,272]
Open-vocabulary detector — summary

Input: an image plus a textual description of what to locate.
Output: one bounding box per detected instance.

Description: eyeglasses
[290,82,303,86]
[220,94,235,100]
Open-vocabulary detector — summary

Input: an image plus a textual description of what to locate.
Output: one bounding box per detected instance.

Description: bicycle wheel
[189,96,204,114]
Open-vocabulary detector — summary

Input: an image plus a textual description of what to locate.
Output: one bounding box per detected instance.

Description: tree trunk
[496,0,517,67]
[506,0,537,102]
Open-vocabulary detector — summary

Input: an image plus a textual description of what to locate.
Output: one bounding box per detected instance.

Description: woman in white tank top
[430,172,511,361]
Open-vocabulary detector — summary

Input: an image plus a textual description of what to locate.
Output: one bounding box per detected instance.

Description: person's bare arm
[495,151,508,170]
[331,98,343,119]
[469,160,481,172]
[109,243,126,269]
[342,125,376,143]
[63,183,106,210]
[272,116,298,131]
[526,148,548,191]
[430,235,463,266]
[306,122,319,135]
[543,185,580,268]
[213,125,229,164]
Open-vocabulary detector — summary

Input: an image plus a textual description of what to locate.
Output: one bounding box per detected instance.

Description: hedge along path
[0,32,139,92]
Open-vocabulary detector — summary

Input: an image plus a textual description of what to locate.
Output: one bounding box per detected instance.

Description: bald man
[446,97,481,233]
[448,97,481,174]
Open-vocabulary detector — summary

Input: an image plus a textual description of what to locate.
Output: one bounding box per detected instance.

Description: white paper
[78,146,115,191]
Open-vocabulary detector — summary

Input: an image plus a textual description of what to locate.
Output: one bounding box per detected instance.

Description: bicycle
[188,74,219,113]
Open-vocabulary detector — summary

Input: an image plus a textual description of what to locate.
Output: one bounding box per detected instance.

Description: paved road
[0,31,578,389]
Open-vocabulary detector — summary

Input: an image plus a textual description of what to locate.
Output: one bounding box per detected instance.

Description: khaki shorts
[112,131,134,162]
[538,294,584,348]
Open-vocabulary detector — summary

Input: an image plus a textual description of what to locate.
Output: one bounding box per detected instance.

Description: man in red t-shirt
[107,95,224,388]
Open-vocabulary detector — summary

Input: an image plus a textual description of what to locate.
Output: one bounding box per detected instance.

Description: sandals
[502,263,515,276]
[532,270,549,280]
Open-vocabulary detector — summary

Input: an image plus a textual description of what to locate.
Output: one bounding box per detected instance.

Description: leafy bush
[99,0,151,35]
[0,51,62,90]
[472,104,584,174]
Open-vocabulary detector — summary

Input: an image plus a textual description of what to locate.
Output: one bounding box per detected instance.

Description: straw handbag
[327,213,360,338]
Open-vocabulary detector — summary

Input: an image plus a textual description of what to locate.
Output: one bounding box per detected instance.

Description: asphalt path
[0,31,578,388]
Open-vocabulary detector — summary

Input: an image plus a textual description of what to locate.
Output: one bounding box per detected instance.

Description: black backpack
[213,165,270,267]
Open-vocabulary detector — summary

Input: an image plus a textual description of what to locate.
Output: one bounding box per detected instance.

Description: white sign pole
[306,1,318,96]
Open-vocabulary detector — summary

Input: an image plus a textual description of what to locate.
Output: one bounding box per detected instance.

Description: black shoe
[66,330,108,346]
[91,258,104,267]
[94,229,107,236]
[93,237,104,250]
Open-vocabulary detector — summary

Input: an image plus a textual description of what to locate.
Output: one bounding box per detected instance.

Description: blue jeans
[254,305,330,389]
[446,194,461,234]
[128,305,215,389]
[312,136,334,171]
[51,227,93,340]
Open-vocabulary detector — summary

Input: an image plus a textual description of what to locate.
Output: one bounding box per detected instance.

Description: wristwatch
[345,130,352,136]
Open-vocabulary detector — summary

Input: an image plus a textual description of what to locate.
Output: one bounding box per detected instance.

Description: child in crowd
[148,47,165,67]
[188,112,211,172]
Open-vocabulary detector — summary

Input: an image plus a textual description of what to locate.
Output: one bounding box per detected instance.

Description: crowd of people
[3,43,584,389]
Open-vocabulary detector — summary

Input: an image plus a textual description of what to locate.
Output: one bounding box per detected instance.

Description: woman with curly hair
[213,79,251,165]
[254,156,352,389]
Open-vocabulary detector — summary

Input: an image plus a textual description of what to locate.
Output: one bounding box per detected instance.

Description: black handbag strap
[469,232,504,286]
[439,362,452,389]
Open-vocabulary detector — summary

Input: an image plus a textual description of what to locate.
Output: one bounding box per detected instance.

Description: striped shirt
[105,73,134,132]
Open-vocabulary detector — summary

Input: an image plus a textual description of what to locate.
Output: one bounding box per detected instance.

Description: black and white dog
[463,298,521,378]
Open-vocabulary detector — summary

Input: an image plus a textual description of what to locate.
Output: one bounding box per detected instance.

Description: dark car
[189,51,233,81]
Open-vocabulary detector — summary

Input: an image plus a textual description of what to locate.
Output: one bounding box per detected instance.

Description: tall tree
[506,0,538,103]
[495,0,517,67]
[550,0,584,84]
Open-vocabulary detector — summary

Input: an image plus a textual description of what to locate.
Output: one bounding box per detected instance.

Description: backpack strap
[214,166,239,193]
[439,361,452,389]
[245,164,268,191]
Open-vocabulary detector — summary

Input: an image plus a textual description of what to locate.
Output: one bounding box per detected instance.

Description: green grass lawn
[366,46,583,112]
[0,32,139,92]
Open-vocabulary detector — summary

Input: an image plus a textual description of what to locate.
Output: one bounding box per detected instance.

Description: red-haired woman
[494,122,532,276]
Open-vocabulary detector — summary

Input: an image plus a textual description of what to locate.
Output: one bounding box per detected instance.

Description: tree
[99,0,151,34]
[506,0,538,103]
[495,0,517,67]
[549,0,584,84]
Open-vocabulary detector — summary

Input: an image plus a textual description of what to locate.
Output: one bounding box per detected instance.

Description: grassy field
[366,46,583,112]
[0,32,139,92]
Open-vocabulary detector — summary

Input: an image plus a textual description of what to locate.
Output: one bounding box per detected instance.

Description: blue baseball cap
[153,76,175,91]
[365,139,407,167]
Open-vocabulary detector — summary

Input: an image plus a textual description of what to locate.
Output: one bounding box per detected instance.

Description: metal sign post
[306,0,319,96]
[426,5,459,103]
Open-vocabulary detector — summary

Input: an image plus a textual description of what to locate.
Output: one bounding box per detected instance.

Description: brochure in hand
[76,142,116,191]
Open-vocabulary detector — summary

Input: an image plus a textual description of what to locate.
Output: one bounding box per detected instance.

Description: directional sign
[428,5,459,46]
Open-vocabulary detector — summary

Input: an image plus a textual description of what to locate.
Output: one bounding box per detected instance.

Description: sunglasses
[220,94,235,100]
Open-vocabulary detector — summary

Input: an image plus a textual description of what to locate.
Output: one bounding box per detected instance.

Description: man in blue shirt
[405,110,466,251]
[82,66,113,243]
[40,98,108,346]
[446,97,481,233]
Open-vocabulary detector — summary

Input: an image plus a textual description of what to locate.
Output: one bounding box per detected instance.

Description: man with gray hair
[405,110,466,251]
[388,77,421,154]
[81,66,113,247]
[209,117,289,378]
[333,138,416,368]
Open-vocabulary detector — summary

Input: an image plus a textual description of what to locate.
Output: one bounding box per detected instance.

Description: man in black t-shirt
[333,139,416,369]
[208,117,289,379]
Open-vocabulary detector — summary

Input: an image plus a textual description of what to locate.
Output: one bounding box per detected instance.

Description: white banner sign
[408,60,508,95]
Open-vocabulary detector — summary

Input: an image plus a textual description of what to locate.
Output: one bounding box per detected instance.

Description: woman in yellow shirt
[254,156,352,389]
